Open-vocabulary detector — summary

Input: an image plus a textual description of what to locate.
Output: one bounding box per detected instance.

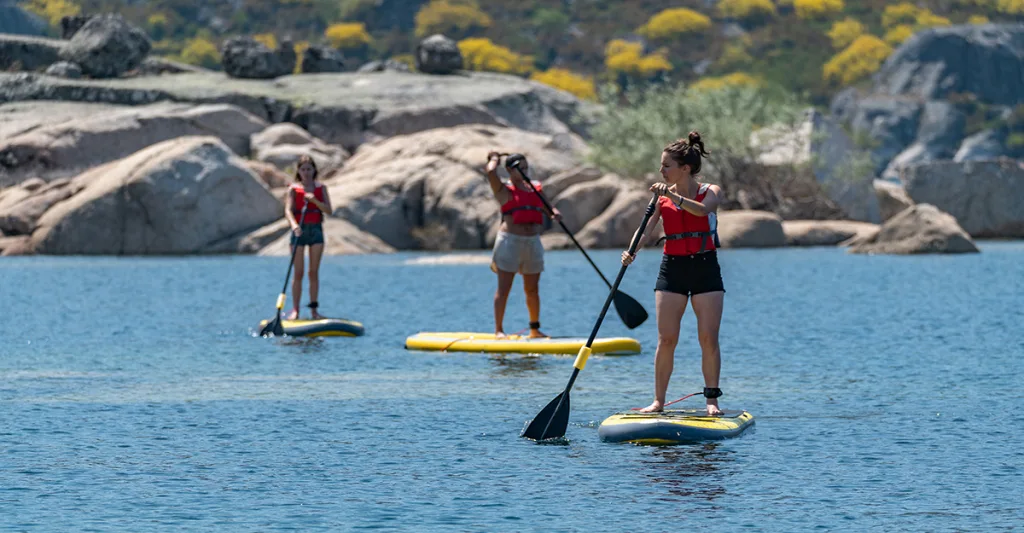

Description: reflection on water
[641,443,732,500]
[275,337,327,353]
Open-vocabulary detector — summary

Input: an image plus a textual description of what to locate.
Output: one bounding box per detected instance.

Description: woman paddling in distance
[484,151,562,339]
[621,132,726,416]
[284,154,333,320]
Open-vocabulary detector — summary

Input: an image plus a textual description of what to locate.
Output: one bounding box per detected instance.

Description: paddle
[521,193,659,441]
[259,201,309,337]
[506,158,649,330]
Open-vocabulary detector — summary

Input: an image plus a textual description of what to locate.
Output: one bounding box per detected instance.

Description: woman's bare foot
[706,400,723,416]
[495,330,507,339]
[528,328,548,339]
[311,310,324,320]
[285,308,299,320]
[638,401,664,413]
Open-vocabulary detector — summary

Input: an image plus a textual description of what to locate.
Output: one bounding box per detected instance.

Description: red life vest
[500,182,546,225]
[660,183,720,256]
[291,183,324,224]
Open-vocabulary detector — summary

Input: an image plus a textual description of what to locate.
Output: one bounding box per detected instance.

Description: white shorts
[491,231,544,275]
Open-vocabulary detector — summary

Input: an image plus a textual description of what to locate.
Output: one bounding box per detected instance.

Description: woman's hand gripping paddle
[521,193,659,441]
[507,158,649,330]
[259,202,308,338]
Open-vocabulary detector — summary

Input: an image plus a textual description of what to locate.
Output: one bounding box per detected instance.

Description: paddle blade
[521,391,570,441]
[260,315,284,338]
[613,290,648,329]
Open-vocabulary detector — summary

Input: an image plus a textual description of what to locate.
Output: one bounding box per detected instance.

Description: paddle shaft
[510,163,614,289]
[535,193,659,440]
[277,202,309,307]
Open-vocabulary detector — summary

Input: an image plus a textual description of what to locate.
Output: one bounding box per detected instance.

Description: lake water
[1,244,1022,532]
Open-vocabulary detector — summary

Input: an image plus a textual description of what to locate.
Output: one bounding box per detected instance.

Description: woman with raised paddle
[484,151,562,339]
[284,154,333,320]
[621,132,726,416]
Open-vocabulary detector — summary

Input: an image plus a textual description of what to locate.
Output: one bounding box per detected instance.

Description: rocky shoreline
[2,17,1022,256]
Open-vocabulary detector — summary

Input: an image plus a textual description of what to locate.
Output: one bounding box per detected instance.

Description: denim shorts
[291,223,325,247]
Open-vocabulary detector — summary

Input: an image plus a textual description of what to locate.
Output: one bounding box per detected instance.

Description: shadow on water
[276,337,327,353]
[488,354,547,377]
[639,443,733,500]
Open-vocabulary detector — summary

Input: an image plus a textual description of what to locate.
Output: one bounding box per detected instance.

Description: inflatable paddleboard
[598,409,754,445]
[404,332,641,355]
[257,318,365,337]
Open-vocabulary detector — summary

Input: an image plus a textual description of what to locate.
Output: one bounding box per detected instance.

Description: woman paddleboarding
[621,132,726,416]
[284,154,333,320]
[484,152,562,339]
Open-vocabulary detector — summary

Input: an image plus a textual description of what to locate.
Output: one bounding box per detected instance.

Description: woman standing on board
[484,151,562,339]
[621,132,726,416]
[285,154,333,320]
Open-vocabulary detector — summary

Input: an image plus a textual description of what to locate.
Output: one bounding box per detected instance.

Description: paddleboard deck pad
[598,409,754,445]
[257,318,365,337]
[404,332,641,355]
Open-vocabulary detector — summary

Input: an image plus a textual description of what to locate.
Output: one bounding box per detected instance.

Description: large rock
[0,235,33,256]
[60,14,91,39]
[0,101,268,185]
[753,109,879,222]
[874,179,914,222]
[44,61,83,79]
[954,129,1008,162]
[0,70,595,152]
[220,37,294,79]
[880,101,965,180]
[31,136,282,254]
[551,174,624,233]
[874,24,1024,106]
[902,158,1024,238]
[0,178,77,235]
[58,14,151,78]
[782,220,879,246]
[848,204,979,254]
[415,34,463,75]
[138,57,213,76]
[250,122,348,173]
[357,59,411,73]
[573,188,654,249]
[0,34,64,71]
[326,124,586,250]
[717,210,786,248]
[542,166,604,200]
[254,218,396,256]
[301,46,345,73]
[0,2,47,36]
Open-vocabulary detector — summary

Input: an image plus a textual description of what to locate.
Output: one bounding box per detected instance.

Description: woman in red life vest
[484,152,562,339]
[621,132,726,415]
[284,154,333,320]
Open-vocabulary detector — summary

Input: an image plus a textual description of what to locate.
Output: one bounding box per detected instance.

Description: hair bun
[688,131,701,145]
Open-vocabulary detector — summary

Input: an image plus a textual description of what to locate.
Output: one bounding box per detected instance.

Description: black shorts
[291,223,325,247]
[655,251,725,296]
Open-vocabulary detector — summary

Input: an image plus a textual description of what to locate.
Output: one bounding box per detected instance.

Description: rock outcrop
[874,179,914,222]
[415,34,462,75]
[901,158,1024,238]
[717,210,787,248]
[0,101,268,185]
[58,14,151,78]
[0,34,64,71]
[301,46,346,73]
[31,136,282,254]
[250,122,348,174]
[782,220,879,246]
[848,204,979,254]
[0,70,595,153]
[220,37,295,79]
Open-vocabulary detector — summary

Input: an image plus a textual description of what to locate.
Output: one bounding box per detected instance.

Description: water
[1,244,1022,532]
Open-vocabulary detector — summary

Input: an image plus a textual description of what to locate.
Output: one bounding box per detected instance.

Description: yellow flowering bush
[325,22,372,49]
[718,0,777,24]
[458,38,532,75]
[414,0,492,39]
[605,39,672,78]
[827,18,865,49]
[793,0,844,20]
[823,35,893,86]
[638,8,713,41]
[531,68,597,100]
[691,72,761,91]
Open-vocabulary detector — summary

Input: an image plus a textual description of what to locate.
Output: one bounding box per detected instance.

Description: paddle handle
[510,161,614,289]
[583,194,658,348]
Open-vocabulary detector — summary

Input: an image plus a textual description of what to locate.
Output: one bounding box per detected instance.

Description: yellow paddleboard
[598,409,755,445]
[404,332,641,355]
